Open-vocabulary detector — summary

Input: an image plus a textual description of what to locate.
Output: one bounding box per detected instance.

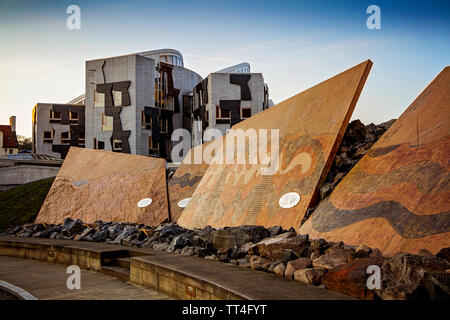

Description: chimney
[9,116,16,132]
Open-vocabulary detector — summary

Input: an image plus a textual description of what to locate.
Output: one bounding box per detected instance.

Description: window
[159,118,168,133]
[43,131,53,143]
[149,136,159,156]
[141,110,152,130]
[113,139,122,151]
[241,108,251,119]
[102,113,113,131]
[216,106,230,119]
[69,111,79,123]
[78,132,85,145]
[49,110,61,123]
[61,131,70,144]
[113,90,122,106]
[8,149,13,154]
[94,91,105,107]
[97,141,105,150]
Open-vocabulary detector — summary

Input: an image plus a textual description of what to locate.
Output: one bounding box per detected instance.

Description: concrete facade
[32,103,85,159]
[192,72,268,141]
[85,52,202,159]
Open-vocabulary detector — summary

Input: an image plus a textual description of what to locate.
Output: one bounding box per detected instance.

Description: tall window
[49,110,61,123]
[149,136,159,156]
[113,139,122,151]
[216,106,230,119]
[94,91,105,107]
[43,131,53,143]
[241,108,251,119]
[113,90,122,106]
[102,113,113,131]
[61,131,70,144]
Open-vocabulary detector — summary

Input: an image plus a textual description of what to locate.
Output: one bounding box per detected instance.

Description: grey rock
[285,258,312,279]
[92,230,108,242]
[313,253,349,270]
[294,268,327,286]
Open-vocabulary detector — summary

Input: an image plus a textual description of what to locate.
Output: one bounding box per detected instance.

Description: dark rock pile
[301,119,396,225]
[2,219,449,300]
[319,119,396,201]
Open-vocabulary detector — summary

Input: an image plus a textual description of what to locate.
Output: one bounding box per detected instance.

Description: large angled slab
[299,66,450,256]
[177,60,372,230]
[35,147,169,225]
[168,144,209,221]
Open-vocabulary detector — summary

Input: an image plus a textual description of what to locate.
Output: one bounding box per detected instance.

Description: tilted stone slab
[299,66,450,256]
[35,147,169,226]
[168,144,209,222]
[178,60,372,230]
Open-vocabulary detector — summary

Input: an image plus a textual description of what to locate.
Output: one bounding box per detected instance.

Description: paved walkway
[0,256,170,300]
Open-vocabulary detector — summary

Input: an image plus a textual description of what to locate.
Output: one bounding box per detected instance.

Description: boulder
[167,234,191,252]
[355,244,372,258]
[436,247,450,262]
[212,226,269,250]
[217,247,232,262]
[255,232,309,261]
[114,226,138,244]
[74,227,95,241]
[62,219,85,237]
[250,256,272,271]
[194,226,216,243]
[376,253,450,300]
[285,258,312,279]
[107,224,124,240]
[238,242,255,255]
[152,242,170,252]
[274,263,286,276]
[294,268,327,286]
[321,257,383,300]
[313,253,350,270]
[306,238,330,258]
[267,226,283,237]
[159,224,184,238]
[370,248,383,259]
[180,246,198,256]
[92,229,109,242]
[418,249,435,258]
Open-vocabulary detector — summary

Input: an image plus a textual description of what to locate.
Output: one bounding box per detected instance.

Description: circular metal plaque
[177,198,191,208]
[279,192,301,208]
[137,198,152,208]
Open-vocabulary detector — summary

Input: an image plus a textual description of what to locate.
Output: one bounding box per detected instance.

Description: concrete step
[101,265,130,282]
[113,257,130,269]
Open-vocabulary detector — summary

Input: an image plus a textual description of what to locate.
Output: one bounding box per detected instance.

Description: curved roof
[138,48,183,59]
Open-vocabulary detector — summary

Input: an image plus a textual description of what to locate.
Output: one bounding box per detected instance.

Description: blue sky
[0,0,449,137]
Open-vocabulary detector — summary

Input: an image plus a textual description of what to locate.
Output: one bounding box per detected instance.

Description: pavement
[0,256,171,300]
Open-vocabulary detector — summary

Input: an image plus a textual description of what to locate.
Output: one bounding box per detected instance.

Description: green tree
[17,135,32,151]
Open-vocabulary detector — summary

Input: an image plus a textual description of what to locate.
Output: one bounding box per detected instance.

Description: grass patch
[0,177,55,232]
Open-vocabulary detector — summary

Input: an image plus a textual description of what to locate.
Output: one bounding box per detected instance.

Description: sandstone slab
[35,147,169,226]
[300,67,450,256]
[178,61,372,230]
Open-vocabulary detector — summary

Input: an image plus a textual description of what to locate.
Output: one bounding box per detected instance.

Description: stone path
[0,256,171,300]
